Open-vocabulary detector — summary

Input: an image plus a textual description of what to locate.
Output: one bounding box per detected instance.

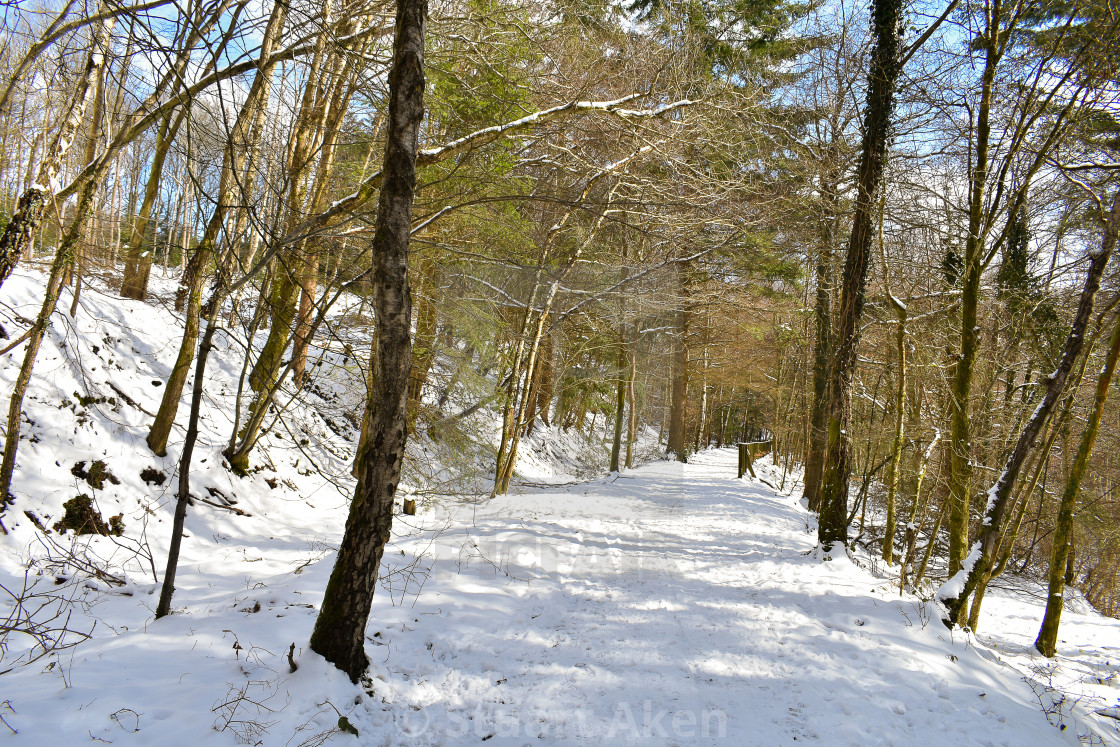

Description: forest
[1,0,1120,742]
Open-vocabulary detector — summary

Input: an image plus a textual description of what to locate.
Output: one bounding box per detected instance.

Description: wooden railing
[737,440,772,479]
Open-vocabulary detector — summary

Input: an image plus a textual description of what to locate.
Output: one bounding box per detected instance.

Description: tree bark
[0,179,97,504]
[816,0,903,551]
[947,0,1009,576]
[0,14,114,288]
[155,300,222,618]
[610,329,628,472]
[625,327,637,468]
[148,246,209,455]
[406,256,438,429]
[120,108,186,299]
[310,0,426,683]
[292,246,321,388]
[900,430,940,592]
[939,191,1120,627]
[1035,299,1120,655]
[667,262,690,462]
[610,262,631,472]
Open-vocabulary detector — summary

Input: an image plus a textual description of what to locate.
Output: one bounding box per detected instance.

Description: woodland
[0,0,1119,711]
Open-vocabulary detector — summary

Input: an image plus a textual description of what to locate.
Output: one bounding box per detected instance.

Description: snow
[2,269,1120,745]
[938,541,982,601]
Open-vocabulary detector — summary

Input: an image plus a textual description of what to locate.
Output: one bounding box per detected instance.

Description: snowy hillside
[1,269,1120,745]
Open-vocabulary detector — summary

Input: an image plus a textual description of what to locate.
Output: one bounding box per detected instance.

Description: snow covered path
[338,448,1078,746]
[0,442,1098,745]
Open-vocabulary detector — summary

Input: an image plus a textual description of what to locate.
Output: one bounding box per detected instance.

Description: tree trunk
[610,329,627,472]
[249,264,301,393]
[939,191,1120,627]
[883,299,906,564]
[0,177,99,504]
[155,300,222,618]
[625,329,637,468]
[310,0,426,683]
[610,262,631,472]
[292,246,321,388]
[120,107,186,299]
[148,245,209,455]
[538,331,553,427]
[492,306,541,493]
[816,0,903,551]
[913,500,947,590]
[0,14,114,288]
[493,176,625,494]
[900,431,940,592]
[406,256,438,429]
[694,335,709,453]
[667,262,690,462]
[947,14,1003,577]
[246,1,350,398]
[1035,302,1120,655]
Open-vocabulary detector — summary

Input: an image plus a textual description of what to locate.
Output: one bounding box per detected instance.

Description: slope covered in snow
[1,270,1119,745]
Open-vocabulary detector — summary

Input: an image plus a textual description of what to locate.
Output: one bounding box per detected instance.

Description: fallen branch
[196,496,252,517]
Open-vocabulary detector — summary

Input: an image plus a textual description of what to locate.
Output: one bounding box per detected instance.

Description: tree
[939,191,1120,627]
[1036,303,1120,655]
[0,14,114,504]
[0,10,113,289]
[815,0,904,550]
[310,0,426,683]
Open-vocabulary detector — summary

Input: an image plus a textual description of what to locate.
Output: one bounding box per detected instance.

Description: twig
[196,497,251,516]
[0,329,31,356]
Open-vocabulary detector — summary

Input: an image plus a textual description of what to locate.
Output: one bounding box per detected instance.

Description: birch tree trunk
[0,13,114,288]
[625,327,637,468]
[310,0,426,683]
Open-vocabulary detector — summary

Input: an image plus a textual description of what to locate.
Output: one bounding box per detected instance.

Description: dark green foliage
[428,0,536,141]
[997,202,1034,306]
[337,716,359,737]
[627,0,810,73]
[555,365,615,430]
[997,203,1065,370]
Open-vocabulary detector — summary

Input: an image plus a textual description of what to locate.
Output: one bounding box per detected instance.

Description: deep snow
[1,268,1119,745]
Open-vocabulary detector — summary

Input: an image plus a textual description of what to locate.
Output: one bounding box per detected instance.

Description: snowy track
[350,448,1078,746]
[0,411,1105,746]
